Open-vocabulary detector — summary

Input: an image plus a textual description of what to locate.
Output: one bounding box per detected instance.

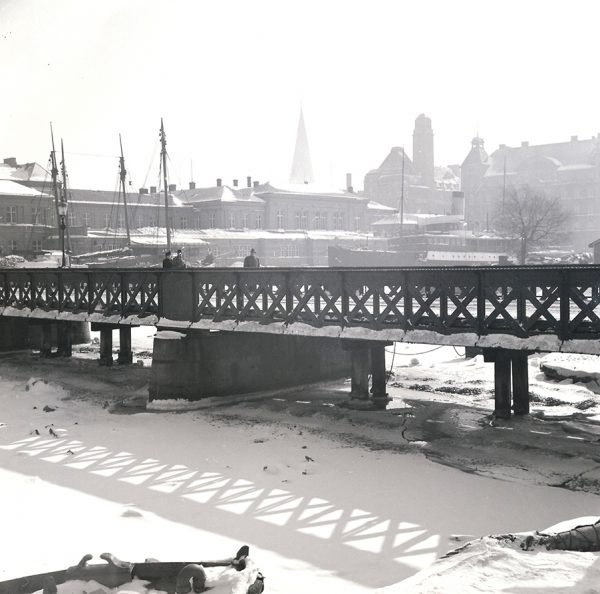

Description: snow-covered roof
[0,179,52,197]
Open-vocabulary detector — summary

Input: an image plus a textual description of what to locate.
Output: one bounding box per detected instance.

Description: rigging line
[26,166,52,251]
[142,140,160,189]
[166,153,183,190]
[65,151,119,159]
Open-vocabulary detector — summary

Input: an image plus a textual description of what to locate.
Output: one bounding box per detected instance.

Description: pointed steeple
[289,108,314,184]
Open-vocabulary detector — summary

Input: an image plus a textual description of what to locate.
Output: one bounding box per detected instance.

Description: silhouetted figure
[202,249,215,266]
[173,249,186,269]
[243,248,260,268]
[162,251,173,268]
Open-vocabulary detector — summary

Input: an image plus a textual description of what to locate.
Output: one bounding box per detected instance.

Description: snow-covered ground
[1,330,600,592]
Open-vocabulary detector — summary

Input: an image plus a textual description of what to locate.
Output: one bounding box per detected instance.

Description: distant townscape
[0,112,596,268]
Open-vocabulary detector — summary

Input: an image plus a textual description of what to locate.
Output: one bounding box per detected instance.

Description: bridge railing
[1,266,600,340]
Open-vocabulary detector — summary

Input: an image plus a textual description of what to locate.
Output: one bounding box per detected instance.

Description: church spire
[289,108,314,184]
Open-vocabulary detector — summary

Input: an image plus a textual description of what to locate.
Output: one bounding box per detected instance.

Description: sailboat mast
[119,134,131,245]
[49,123,61,232]
[159,118,171,253]
[59,139,72,254]
[399,146,405,239]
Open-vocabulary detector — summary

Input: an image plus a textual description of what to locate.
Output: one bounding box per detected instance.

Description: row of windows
[0,240,43,253]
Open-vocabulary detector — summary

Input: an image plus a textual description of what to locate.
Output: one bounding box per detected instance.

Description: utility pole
[160,118,171,253]
[119,134,131,246]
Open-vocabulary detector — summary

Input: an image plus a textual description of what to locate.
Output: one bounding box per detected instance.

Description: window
[354,216,361,231]
[333,212,343,230]
[242,213,250,228]
[227,212,235,228]
[196,215,202,229]
[278,244,299,258]
[83,212,91,227]
[104,214,111,228]
[117,215,125,229]
[8,240,17,253]
[315,212,327,230]
[236,245,251,257]
[301,211,308,230]
[32,239,42,252]
[256,213,262,229]
[276,210,284,228]
[209,213,216,228]
[6,206,17,223]
[294,211,301,229]
[32,207,42,225]
[180,216,188,229]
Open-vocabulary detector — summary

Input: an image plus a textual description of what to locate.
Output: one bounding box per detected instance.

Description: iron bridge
[1,265,600,350]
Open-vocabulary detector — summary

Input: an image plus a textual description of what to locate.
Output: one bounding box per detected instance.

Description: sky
[1,0,600,192]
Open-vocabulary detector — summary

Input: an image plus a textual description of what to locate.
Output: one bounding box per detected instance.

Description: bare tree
[493,185,569,264]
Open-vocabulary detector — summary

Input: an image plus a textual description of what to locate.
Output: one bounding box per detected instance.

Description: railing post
[403,271,411,331]
[121,271,128,317]
[158,271,164,319]
[286,271,293,322]
[28,271,35,310]
[477,269,485,335]
[236,271,243,318]
[341,271,348,327]
[560,269,570,341]
[58,269,64,312]
[87,272,93,315]
[191,271,199,322]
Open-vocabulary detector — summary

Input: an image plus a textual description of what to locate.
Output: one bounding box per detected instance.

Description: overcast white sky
[1,0,599,191]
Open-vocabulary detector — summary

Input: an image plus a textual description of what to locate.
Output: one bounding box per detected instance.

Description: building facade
[461,135,600,251]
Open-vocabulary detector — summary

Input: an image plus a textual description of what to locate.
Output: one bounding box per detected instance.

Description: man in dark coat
[243,248,260,268]
[162,251,173,268]
[173,249,186,269]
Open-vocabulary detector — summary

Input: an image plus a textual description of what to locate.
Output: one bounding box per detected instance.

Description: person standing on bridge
[162,251,173,269]
[243,248,260,268]
[173,248,186,269]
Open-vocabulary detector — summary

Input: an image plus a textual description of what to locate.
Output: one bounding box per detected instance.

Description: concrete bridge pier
[484,348,530,419]
[150,330,353,402]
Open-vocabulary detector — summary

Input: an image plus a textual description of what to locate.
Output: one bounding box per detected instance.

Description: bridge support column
[41,323,53,357]
[99,328,113,366]
[350,349,370,399]
[494,351,512,419]
[117,327,133,365]
[512,351,530,416]
[370,344,390,410]
[56,322,72,357]
[484,348,531,419]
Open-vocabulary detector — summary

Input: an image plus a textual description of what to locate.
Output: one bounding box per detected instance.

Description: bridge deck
[1,265,600,354]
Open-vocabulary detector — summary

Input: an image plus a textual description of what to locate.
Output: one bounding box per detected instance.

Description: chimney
[189,181,196,190]
[233,179,238,187]
[253,181,259,188]
[150,185,157,194]
[521,141,529,147]
[168,183,177,191]
[3,157,17,167]
[246,176,252,188]
[346,173,353,193]
[216,178,222,187]
[571,135,578,142]
[139,187,149,195]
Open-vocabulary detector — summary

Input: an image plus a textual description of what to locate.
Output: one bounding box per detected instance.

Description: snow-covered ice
[1,331,600,592]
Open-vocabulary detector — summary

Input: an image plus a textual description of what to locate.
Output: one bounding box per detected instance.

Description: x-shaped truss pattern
[569,285,600,334]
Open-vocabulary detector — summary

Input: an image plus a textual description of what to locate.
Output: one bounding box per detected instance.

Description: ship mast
[159,118,171,253]
[399,146,405,239]
[59,139,72,255]
[118,134,131,246]
[49,123,61,235]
